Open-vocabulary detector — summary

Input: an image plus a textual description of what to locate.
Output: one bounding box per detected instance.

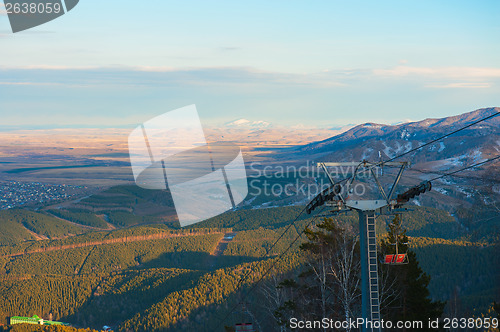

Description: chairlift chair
[233,302,255,332]
[235,322,255,332]
[383,215,409,265]
[384,253,408,264]
[383,239,409,265]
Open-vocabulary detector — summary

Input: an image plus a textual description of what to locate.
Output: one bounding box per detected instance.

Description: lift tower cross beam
[307,161,409,332]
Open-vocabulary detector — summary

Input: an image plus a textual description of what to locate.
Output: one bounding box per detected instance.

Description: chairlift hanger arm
[308,161,411,214]
[319,162,346,203]
[320,162,336,186]
[370,167,389,202]
[344,162,362,196]
[388,163,407,201]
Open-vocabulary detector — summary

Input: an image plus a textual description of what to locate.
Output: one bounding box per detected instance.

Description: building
[10,315,70,326]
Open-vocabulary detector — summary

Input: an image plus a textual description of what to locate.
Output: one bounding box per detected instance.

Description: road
[207,232,237,269]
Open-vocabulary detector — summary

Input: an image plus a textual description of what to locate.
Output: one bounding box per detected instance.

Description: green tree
[380,215,445,330]
[274,218,361,331]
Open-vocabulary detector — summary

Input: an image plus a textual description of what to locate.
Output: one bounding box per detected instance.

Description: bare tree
[329,224,361,326]
[307,243,333,326]
[378,262,401,313]
[301,222,339,332]
[260,272,290,332]
[269,218,366,331]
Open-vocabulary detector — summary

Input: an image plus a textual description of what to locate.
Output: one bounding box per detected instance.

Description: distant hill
[269,107,500,213]
[0,210,84,246]
[290,107,499,164]
[225,118,271,128]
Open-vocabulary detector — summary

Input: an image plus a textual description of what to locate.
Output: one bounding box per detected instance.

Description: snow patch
[362,148,374,160]
[394,141,402,154]
[470,149,483,163]
[226,119,271,128]
[493,185,500,194]
[400,129,411,139]
[404,142,412,153]
[363,123,382,128]
[382,141,412,158]
[382,142,393,158]
[437,178,453,185]
[445,155,467,167]
[434,187,448,195]
[456,186,472,198]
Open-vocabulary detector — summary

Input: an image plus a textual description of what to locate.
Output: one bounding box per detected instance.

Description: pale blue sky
[0,1,499,128]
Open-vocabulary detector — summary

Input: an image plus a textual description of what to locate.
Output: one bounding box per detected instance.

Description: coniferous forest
[0,185,498,331]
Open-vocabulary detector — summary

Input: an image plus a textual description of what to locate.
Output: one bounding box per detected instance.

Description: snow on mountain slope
[270,107,499,211]
[288,107,499,165]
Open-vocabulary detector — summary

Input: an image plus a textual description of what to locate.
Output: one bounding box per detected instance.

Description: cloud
[0,64,100,70]
[0,81,64,86]
[219,46,241,52]
[0,65,349,88]
[425,82,492,89]
[373,66,500,79]
[1,65,498,91]
[1,63,498,128]
[0,82,34,86]
[15,30,57,34]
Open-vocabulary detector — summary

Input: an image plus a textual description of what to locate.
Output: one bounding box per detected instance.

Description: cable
[234,206,306,289]
[213,205,327,331]
[428,155,500,182]
[383,111,499,163]
[210,205,308,329]
[317,110,500,190]
[215,111,499,328]
[404,167,500,184]
[373,163,500,184]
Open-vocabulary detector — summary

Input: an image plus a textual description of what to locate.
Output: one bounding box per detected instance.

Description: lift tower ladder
[361,210,380,323]
[307,161,410,332]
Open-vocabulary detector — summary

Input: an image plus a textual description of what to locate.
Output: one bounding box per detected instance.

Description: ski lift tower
[306,160,428,332]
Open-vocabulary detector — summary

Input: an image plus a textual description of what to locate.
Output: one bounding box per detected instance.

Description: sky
[0,0,499,128]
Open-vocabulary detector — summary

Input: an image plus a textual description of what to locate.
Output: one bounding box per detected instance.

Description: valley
[0,108,498,331]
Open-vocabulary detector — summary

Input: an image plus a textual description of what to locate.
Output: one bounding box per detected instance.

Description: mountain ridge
[268,107,500,212]
[288,107,499,164]
[299,107,499,151]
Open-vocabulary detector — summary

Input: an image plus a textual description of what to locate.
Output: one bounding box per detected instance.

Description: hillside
[291,107,499,161]
[0,210,85,245]
[0,107,498,330]
[0,202,497,331]
[45,185,178,229]
[262,107,500,216]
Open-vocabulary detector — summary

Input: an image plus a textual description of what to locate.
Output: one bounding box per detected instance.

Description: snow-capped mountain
[273,107,499,212]
[290,107,500,167]
[225,119,271,128]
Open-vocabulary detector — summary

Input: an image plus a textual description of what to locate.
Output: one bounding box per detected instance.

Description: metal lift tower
[306,161,431,332]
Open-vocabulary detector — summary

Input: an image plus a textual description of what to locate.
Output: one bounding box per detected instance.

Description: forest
[0,186,498,331]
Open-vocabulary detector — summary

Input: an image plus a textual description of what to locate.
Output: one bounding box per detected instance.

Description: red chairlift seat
[384,253,408,264]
